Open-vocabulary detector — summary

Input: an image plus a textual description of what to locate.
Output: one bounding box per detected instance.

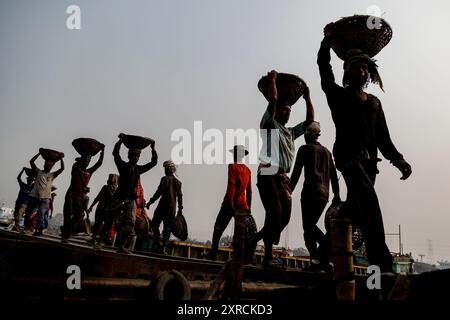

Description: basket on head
[39,148,63,162]
[122,134,154,150]
[326,15,392,60]
[172,214,188,241]
[258,73,307,106]
[72,138,104,157]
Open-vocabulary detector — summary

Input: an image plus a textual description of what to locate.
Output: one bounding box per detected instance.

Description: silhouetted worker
[290,121,340,271]
[62,147,104,241]
[88,174,119,247]
[205,145,252,261]
[147,160,183,255]
[49,190,56,219]
[250,70,314,268]
[317,28,412,272]
[113,133,157,254]
[12,168,35,231]
[24,152,64,236]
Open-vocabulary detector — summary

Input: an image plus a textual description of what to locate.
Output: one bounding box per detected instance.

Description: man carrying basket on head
[62,144,104,241]
[24,150,64,236]
[113,133,158,254]
[317,24,412,273]
[249,70,314,268]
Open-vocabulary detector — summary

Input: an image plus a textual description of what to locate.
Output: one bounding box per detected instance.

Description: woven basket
[39,148,63,162]
[122,134,154,150]
[258,73,306,106]
[137,213,154,236]
[327,15,392,60]
[72,138,104,157]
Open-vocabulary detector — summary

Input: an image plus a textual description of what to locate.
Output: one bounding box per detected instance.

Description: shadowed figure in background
[205,145,252,261]
[249,70,314,268]
[88,174,119,247]
[290,121,340,272]
[317,26,412,272]
[147,160,183,255]
[113,133,157,254]
[12,168,35,231]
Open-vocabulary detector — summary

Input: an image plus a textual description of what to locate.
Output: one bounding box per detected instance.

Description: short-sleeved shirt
[259,106,304,173]
[29,170,55,199]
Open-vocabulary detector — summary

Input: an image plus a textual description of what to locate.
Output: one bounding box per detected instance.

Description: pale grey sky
[1,0,449,263]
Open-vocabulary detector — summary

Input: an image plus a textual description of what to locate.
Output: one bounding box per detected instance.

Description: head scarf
[163,160,177,174]
[343,49,384,91]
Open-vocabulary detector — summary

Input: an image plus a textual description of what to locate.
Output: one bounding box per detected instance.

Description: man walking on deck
[147,160,183,255]
[205,145,252,261]
[62,147,104,241]
[24,152,64,236]
[317,29,412,272]
[249,70,314,268]
[290,122,340,271]
[113,133,158,253]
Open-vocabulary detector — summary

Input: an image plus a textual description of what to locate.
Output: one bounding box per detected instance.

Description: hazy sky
[1,0,449,264]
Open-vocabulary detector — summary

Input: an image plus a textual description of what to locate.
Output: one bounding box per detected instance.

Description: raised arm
[29,153,40,171]
[260,70,278,128]
[140,140,158,174]
[17,168,25,185]
[88,146,105,174]
[317,26,341,96]
[291,86,315,138]
[303,85,314,129]
[53,156,65,178]
[113,134,124,167]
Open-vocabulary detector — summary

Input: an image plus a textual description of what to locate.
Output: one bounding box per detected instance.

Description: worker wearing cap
[290,121,340,271]
[147,160,183,255]
[205,145,252,261]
